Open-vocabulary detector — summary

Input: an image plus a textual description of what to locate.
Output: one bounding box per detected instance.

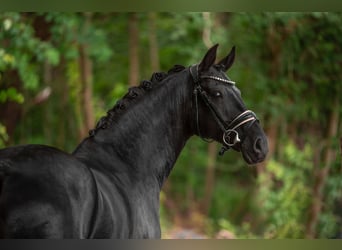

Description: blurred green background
[0,12,341,239]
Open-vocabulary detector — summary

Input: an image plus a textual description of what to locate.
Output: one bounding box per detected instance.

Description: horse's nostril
[254,137,263,153]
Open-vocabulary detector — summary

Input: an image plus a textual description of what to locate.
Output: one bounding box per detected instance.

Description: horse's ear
[198,44,219,72]
[217,46,235,71]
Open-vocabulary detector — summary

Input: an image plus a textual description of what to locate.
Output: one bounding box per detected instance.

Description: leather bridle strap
[194,85,227,132]
[191,64,228,142]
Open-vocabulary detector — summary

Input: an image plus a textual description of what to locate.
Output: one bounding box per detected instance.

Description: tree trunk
[78,43,95,138]
[128,13,139,87]
[200,12,218,216]
[0,70,22,145]
[76,12,95,140]
[306,96,340,238]
[55,61,69,148]
[202,12,212,49]
[148,12,159,72]
[42,60,53,143]
[340,137,342,171]
[253,22,283,228]
[201,142,217,215]
[256,21,283,174]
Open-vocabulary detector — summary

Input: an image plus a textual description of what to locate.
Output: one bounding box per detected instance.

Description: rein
[189,64,258,155]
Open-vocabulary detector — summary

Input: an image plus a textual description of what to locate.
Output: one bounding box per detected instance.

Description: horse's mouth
[241,142,268,165]
[242,151,266,165]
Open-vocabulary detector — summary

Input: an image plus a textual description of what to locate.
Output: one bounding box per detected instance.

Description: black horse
[0,44,268,238]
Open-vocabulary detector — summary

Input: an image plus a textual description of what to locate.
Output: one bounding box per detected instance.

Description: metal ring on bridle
[223,129,240,147]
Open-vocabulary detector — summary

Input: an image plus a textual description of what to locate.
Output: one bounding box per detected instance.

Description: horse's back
[0,144,96,238]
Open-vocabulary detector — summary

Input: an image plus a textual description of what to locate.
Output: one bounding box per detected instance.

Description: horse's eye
[215,91,222,97]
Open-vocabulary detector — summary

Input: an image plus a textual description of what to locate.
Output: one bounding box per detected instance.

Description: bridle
[189,64,258,155]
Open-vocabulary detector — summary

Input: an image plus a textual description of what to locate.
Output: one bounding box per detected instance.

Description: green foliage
[159,191,173,237]
[318,153,342,238]
[155,13,206,68]
[208,142,316,239]
[0,13,115,149]
[0,123,8,148]
[0,13,61,90]
[0,87,24,103]
[168,137,208,206]
[229,13,342,124]
[46,13,113,62]
[218,218,257,239]
[256,142,312,238]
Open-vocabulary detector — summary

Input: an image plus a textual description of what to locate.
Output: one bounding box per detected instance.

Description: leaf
[0,87,24,104]
[44,47,60,66]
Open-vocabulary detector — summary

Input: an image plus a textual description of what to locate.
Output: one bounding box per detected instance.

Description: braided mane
[89,65,186,136]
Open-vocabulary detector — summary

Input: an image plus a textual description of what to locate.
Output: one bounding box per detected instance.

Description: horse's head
[190,44,268,164]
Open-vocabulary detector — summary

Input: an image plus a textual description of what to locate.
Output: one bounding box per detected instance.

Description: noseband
[190,64,258,155]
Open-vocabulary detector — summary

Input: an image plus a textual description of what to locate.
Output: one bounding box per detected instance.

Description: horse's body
[0,44,268,238]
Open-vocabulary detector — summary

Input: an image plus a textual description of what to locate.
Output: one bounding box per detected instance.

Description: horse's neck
[73,72,194,189]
